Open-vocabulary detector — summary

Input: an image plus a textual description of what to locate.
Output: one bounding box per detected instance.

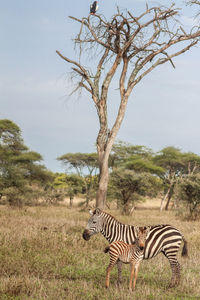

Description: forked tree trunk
[95,94,129,209]
[160,188,170,211]
[165,182,175,210]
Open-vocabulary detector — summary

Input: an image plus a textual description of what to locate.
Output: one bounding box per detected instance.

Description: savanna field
[0,200,200,300]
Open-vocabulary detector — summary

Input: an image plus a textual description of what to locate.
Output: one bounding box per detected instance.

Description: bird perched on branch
[90,1,98,15]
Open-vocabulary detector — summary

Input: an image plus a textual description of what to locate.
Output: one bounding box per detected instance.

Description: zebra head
[135,226,150,251]
[82,208,103,241]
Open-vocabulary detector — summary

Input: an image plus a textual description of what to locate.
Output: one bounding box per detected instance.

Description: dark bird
[90,1,98,15]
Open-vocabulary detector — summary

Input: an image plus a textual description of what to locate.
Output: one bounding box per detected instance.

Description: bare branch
[127,39,198,95]
[69,16,116,52]
[56,50,95,91]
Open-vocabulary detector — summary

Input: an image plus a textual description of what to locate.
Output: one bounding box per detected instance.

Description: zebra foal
[104,226,149,290]
[83,208,188,287]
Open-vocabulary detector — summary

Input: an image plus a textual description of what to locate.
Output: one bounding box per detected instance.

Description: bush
[175,174,200,220]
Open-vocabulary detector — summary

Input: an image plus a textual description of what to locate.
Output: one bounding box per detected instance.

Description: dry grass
[0,202,199,300]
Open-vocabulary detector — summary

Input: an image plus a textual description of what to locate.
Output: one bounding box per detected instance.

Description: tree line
[1,119,200,220]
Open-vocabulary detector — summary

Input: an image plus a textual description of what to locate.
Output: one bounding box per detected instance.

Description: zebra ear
[143,226,150,235]
[95,208,102,216]
[89,209,93,216]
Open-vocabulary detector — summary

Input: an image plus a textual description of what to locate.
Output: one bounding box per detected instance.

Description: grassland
[0,201,199,300]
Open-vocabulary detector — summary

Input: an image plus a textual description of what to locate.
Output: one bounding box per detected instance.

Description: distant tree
[57,153,98,206]
[153,147,184,211]
[53,173,69,189]
[175,174,200,220]
[181,152,200,175]
[43,173,68,205]
[46,173,84,206]
[0,119,52,206]
[57,4,200,209]
[154,147,200,211]
[108,169,161,215]
[65,174,84,207]
[110,141,154,169]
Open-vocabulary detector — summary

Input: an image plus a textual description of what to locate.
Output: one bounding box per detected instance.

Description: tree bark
[165,182,175,210]
[69,196,73,207]
[96,162,109,209]
[160,188,170,211]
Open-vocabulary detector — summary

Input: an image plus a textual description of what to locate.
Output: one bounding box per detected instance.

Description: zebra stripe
[82,209,188,287]
[105,240,144,264]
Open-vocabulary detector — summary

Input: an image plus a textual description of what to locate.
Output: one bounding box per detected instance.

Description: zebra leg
[129,262,135,290]
[133,263,140,290]
[169,260,181,287]
[105,262,116,288]
[117,260,122,287]
[167,258,181,287]
[162,248,181,288]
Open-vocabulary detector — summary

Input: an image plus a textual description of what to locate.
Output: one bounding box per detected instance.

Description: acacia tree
[0,119,52,206]
[154,147,200,211]
[175,173,200,220]
[57,153,98,206]
[153,147,185,211]
[56,4,200,209]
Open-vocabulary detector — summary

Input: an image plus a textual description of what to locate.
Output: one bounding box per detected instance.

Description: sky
[0,0,200,173]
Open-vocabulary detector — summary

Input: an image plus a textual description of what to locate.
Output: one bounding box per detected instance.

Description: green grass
[0,205,199,299]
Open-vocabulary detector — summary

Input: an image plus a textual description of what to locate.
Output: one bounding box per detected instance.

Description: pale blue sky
[0,0,200,172]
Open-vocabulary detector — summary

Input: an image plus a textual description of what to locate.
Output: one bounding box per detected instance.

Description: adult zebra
[82,208,188,287]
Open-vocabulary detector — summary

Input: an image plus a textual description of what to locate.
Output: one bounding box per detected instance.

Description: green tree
[108,141,163,213]
[65,174,84,207]
[57,153,98,206]
[0,119,52,206]
[175,174,200,220]
[110,141,153,169]
[108,169,161,215]
[154,147,200,211]
[181,152,200,175]
[153,147,184,211]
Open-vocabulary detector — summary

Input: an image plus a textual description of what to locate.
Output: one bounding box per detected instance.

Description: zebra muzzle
[82,230,91,241]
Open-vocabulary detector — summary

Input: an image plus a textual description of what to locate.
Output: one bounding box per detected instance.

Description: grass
[0,204,200,300]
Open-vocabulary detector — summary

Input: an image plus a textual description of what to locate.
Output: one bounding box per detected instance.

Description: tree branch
[56,50,94,90]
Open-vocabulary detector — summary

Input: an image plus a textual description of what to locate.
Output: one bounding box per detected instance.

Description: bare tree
[56,3,200,209]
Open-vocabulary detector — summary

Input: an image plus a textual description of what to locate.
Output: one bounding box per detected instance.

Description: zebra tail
[181,237,188,257]
[104,246,110,253]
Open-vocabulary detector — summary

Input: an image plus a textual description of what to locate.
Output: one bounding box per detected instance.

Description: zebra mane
[101,210,125,225]
[100,210,139,231]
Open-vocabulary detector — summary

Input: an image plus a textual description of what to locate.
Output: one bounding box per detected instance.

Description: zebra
[104,226,150,290]
[82,208,188,287]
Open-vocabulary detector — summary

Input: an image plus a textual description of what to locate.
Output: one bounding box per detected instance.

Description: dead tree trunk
[56,4,200,209]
